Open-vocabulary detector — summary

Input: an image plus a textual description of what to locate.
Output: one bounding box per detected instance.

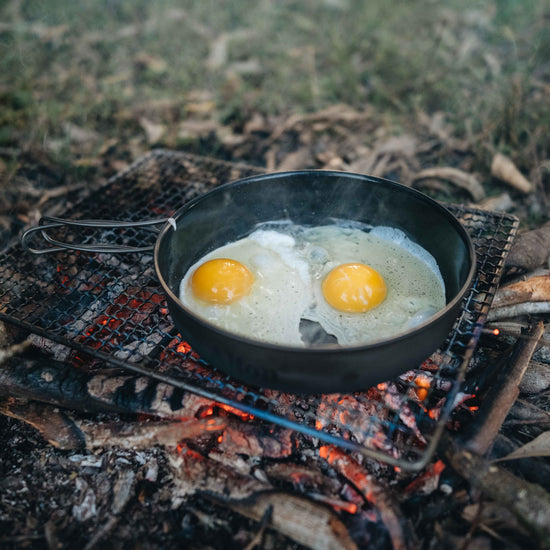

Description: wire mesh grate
[0,150,519,470]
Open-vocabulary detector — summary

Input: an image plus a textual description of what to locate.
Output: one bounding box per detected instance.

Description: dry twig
[0,399,226,450]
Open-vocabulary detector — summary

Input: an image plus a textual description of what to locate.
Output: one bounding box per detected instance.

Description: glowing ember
[176,341,192,354]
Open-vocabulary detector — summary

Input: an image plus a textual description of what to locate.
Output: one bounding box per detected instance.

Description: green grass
[0,0,548,168]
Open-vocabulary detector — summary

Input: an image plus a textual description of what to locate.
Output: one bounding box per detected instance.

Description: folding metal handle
[21,215,173,254]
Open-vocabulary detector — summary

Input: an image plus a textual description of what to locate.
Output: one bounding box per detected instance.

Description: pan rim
[154,169,477,355]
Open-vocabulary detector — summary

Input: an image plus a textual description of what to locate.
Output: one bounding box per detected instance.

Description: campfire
[1,151,549,549]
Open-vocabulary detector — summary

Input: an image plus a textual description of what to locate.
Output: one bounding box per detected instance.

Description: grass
[0,0,548,178]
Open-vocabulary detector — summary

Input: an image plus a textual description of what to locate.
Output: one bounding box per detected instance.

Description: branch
[0,398,225,450]
[487,302,550,322]
[443,435,550,549]
[493,275,550,308]
[461,321,544,455]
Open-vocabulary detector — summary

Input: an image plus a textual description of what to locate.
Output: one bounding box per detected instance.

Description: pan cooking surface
[0,150,518,470]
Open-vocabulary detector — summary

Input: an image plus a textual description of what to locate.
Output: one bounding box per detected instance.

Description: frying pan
[22,170,476,393]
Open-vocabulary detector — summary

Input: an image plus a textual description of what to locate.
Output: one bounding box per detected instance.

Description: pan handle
[21,215,174,254]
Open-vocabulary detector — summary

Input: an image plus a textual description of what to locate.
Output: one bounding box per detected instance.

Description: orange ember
[217,403,254,421]
[415,387,429,401]
[176,341,192,354]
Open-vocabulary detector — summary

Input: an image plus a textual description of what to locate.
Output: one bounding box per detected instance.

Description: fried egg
[179,229,312,346]
[299,224,445,346]
[179,221,446,347]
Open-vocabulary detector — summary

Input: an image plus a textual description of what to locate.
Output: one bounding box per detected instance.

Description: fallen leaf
[139,117,166,144]
[413,166,486,201]
[494,431,550,462]
[491,153,532,194]
[31,23,69,42]
[134,52,168,73]
[178,119,219,139]
[376,135,417,158]
[63,123,100,145]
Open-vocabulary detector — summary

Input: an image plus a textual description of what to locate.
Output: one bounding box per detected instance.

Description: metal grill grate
[0,150,518,470]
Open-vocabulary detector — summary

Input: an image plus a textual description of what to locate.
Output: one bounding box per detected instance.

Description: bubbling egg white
[179,221,446,347]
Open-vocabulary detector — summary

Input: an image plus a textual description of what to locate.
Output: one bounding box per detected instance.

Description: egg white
[179,230,312,346]
[298,225,446,346]
[179,222,446,348]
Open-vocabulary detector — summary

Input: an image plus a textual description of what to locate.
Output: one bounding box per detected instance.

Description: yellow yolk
[191,258,254,304]
[322,262,387,313]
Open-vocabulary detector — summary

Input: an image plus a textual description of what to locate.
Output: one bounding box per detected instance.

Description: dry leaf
[31,23,69,42]
[139,117,165,144]
[134,52,168,73]
[63,123,100,146]
[413,167,486,201]
[178,119,218,140]
[491,153,532,194]
[495,431,550,462]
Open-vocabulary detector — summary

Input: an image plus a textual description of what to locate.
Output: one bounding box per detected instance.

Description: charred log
[0,355,213,418]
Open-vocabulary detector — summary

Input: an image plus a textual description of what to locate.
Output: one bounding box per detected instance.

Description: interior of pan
[155,170,475,349]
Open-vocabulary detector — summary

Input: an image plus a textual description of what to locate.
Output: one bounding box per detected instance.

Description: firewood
[508,399,550,425]
[487,301,550,321]
[492,274,550,308]
[505,221,550,272]
[0,398,84,449]
[0,398,225,450]
[228,492,358,550]
[320,445,412,550]
[168,450,358,550]
[0,356,215,418]
[491,152,533,194]
[443,435,550,548]
[461,322,544,455]
[412,167,486,201]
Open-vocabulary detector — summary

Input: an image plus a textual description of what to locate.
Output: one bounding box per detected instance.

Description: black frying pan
[23,170,475,393]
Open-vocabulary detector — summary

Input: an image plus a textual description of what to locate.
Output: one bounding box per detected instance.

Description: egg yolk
[322,262,387,313]
[191,258,254,304]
